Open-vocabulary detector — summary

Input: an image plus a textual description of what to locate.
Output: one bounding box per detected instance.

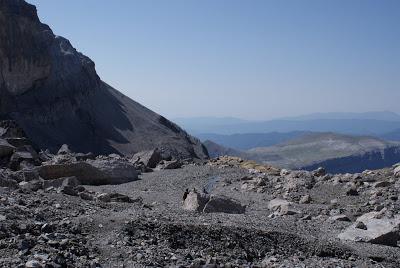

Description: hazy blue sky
[29,0,400,120]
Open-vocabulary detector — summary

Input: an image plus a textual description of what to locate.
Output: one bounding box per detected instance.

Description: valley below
[204,132,400,174]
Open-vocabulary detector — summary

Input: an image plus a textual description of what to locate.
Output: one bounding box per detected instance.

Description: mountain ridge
[0,0,208,159]
[176,112,400,135]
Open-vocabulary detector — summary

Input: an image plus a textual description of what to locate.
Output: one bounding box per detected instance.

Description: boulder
[19,180,43,192]
[160,160,182,170]
[299,194,312,204]
[38,158,138,185]
[394,166,400,178]
[203,195,246,214]
[79,192,94,201]
[268,198,298,216]
[0,139,15,158]
[131,149,162,169]
[57,144,71,155]
[182,190,245,214]
[313,167,326,177]
[268,198,291,211]
[338,213,400,246]
[183,191,209,212]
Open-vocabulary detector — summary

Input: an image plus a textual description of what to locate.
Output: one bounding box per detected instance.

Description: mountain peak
[0,0,207,159]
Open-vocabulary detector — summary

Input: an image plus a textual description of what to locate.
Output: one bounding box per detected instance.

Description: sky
[29,0,400,120]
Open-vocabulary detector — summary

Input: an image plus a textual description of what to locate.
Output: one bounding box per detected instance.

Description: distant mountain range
[198,131,310,150]
[204,132,400,173]
[175,111,400,136]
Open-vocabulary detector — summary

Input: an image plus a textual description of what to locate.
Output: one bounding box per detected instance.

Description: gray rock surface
[0,138,14,157]
[38,158,138,185]
[394,165,400,178]
[131,149,162,169]
[183,190,245,214]
[338,214,400,246]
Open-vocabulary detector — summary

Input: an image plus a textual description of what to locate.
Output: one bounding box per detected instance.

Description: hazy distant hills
[198,131,310,150]
[175,111,400,136]
[248,133,400,169]
[380,129,400,142]
[202,140,246,159]
[279,111,400,122]
[204,132,400,173]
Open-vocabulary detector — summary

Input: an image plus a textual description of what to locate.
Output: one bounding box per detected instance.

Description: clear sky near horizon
[29,0,400,120]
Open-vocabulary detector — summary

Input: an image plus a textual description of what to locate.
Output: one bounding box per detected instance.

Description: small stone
[299,194,312,204]
[136,253,143,260]
[79,192,94,201]
[313,167,326,177]
[355,221,367,230]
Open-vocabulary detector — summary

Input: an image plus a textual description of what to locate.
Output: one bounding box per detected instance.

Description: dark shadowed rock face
[0,0,208,159]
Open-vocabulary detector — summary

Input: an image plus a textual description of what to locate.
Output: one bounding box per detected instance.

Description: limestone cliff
[0,0,208,159]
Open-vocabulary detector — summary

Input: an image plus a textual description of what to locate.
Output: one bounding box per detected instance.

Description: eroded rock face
[0,0,52,95]
[0,0,208,160]
[38,158,138,185]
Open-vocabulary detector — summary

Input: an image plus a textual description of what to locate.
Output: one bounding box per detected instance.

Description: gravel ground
[1,163,400,267]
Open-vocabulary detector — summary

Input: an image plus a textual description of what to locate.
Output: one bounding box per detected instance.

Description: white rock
[394,166,400,178]
[338,213,400,246]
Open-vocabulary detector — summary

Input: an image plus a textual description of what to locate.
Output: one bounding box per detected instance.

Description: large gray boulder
[0,139,15,158]
[338,212,400,246]
[268,198,299,216]
[183,191,209,212]
[38,158,138,185]
[131,149,162,169]
[183,190,245,214]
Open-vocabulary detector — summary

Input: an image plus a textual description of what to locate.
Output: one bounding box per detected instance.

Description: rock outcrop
[39,155,139,185]
[0,0,208,160]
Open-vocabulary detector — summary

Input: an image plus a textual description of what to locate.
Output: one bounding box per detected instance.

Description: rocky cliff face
[0,0,208,159]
